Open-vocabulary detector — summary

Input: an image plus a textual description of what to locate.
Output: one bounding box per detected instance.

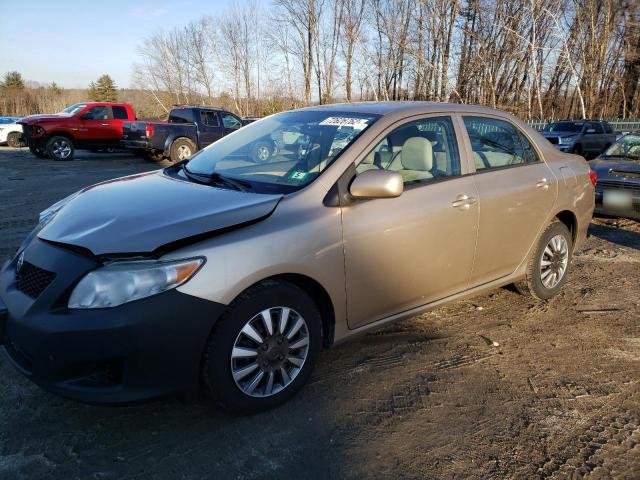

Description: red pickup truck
[19,102,136,161]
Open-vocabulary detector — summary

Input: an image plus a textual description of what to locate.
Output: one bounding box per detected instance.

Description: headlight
[68,258,205,309]
[38,191,81,226]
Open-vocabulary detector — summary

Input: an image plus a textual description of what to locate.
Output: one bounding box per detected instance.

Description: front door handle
[101,123,110,126]
[451,194,477,209]
[536,178,550,189]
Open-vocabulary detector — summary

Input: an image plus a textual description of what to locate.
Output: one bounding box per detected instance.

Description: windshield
[543,122,584,133]
[59,103,87,115]
[602,134,640,160]
[184,110,379,193]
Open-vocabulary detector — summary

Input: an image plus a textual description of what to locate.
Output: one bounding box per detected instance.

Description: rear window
[169,109,194,124]
[112,106,128,120]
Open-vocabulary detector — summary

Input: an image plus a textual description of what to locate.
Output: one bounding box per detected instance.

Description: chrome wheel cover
[231,307,310,398]
[540,234,569,289]
[176,144,192,160]
[52,139,72,159]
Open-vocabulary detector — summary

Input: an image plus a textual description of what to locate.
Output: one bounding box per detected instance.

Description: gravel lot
[1,146,639,479]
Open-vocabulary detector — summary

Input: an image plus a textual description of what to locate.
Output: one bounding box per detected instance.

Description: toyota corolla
[0,103,594,412]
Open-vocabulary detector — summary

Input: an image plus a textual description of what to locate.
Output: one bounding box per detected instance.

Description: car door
[342,115,479,329]
[220,111,243,136]
[106,105,130,144]
[461,115,557,286]
[76,105,114,145]
[198,110,224,147]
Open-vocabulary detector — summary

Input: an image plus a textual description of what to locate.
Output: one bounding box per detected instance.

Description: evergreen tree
[87,74,117,101]
[1,71,25,90]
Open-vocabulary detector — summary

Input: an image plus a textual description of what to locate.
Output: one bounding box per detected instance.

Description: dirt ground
[0,146,638,480]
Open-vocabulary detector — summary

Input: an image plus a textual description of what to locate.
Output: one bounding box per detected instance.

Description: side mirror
[80,113,93,120]
[350,170,403,199]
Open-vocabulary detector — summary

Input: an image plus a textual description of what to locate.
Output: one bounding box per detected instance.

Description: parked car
[121,106,255,163]
[541,120,616,158]
[0,116,21,125]
[590,133,640,220]
[0,119,24,147]
[0,102,594,412]
[19,102,136,161]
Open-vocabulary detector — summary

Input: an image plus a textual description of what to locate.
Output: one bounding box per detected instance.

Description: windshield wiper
[181,163,253,192]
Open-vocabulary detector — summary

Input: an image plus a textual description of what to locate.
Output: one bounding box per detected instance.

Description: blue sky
[0,0,263,89]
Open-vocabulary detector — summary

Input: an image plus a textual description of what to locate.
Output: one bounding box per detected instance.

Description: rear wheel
[514,220,573,300]
[169,138,196,163]
[7,132,24,148]
[201,281,322,412]
[46,136,75,161]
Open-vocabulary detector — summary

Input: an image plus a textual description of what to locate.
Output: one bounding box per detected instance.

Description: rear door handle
[451,194,477,209]
[536,178,550,189]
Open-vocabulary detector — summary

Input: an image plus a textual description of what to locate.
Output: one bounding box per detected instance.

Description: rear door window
[111,106,128,120]
[463,116,539,171]
[590,122,604,134]
[200,110,220,127]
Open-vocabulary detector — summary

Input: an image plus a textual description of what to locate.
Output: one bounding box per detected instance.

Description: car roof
[297,101,518,117]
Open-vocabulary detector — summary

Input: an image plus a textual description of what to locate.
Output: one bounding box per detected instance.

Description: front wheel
[46,136,75,161]
[201,281,322,412]
[169,138,196,163]
[7,132,24,148]
[514,220,573,300]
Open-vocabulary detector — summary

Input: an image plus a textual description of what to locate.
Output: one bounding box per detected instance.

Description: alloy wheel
[231,307,310,398]
[257,145,270,162]
[52,140,72,159]
[540,234,569,289]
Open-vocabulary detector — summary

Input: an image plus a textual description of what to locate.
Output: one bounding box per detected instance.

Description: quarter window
[463,116,539,171]
[356,116,461,185]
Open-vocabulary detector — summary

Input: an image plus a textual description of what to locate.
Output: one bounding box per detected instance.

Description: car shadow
[589,220,640,250]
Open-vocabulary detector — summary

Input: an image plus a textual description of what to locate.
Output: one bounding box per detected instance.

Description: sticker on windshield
[288,171,308,181]
[319,117,369,129]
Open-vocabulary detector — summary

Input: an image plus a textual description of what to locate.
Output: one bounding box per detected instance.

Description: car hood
[591,158,640,181]
[38,171,282,256]
[18,114,73,125]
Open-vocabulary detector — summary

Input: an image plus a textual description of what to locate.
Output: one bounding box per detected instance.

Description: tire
[7,132,24,148]
[514,220,573,300]
[250,140,273,163]
[29,145,47,158]
[169,138,196,163]
[201,280,322,412]
[46,136,75,161]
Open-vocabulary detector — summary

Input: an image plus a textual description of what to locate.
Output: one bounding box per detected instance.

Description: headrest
[401,137,433,171]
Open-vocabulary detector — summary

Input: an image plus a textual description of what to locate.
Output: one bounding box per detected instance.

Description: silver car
[0,102,594,412]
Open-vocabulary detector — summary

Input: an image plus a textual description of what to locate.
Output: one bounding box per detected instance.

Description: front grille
[596,180,640,194]
[16,261,56,298]
[21,124,32,141]
[547,137,559,144]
